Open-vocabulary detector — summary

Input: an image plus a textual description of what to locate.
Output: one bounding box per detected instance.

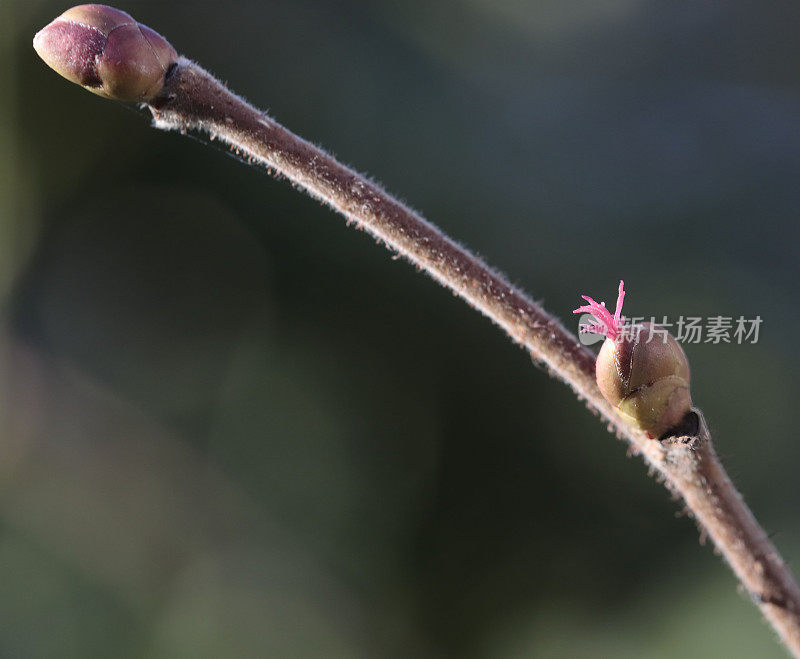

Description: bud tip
[573,279,626,340]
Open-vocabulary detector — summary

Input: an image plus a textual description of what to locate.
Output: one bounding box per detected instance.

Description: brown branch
[646,413,800,653]
[98,56,800,655]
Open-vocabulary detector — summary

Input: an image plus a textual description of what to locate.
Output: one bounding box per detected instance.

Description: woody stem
[145,57,800,656]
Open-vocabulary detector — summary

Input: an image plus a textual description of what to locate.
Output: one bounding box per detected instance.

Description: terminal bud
[33,4,177,102]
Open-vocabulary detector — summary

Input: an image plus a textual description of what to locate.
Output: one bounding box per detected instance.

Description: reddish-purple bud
[33,4,177,102]
[574,281,692,437]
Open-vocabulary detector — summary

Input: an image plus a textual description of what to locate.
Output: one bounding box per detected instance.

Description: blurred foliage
[2,0,799,656]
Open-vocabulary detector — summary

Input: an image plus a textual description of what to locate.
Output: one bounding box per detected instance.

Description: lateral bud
[574,281,692,438]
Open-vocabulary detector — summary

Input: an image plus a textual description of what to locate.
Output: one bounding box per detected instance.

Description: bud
[33,4,177,102]
[574,281,691,438]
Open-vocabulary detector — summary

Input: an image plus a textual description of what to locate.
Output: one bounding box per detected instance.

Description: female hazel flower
[574,281,691,438]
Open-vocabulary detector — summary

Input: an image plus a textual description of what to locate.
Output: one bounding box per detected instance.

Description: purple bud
[33,4,177,102]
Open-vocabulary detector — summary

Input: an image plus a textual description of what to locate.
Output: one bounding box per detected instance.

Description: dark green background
[2,1,799,656]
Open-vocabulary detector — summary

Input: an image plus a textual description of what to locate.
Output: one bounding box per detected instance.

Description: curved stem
[646,413,800,654]
[149,58,800,655]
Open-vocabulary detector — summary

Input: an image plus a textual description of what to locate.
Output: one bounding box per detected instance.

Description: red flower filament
[573,280,626,340]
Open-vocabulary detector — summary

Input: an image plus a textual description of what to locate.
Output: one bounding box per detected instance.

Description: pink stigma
[573,280,626,340]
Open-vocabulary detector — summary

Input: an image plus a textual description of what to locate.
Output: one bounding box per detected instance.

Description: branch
[151,58,800,658]
[150,59,607,421]
[34,14,800,655]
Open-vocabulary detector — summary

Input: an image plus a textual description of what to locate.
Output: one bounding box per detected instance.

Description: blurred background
[2,0,800,656]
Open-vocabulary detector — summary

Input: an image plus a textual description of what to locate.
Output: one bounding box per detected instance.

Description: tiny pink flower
[573,280,626,341]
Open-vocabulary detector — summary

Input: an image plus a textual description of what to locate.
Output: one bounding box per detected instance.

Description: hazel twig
[33,5,800,655]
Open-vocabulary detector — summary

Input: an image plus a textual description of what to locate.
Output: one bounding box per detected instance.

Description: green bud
[596,324,691,437]
[33,4,177,102]
[574,281,692,438]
